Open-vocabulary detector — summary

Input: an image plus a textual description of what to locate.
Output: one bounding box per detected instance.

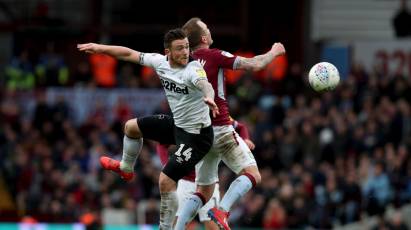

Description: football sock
[119,135,143,172]
[174,192,205,230]
[159,191,178,230]
[219,175,253,212]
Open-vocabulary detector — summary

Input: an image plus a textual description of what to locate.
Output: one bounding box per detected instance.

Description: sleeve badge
[196,69,207,78]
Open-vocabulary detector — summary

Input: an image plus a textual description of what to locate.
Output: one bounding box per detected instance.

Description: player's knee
[159,172,176,193]
[197,184,215,202]
[252,171,261,185]
[124,118,142,138]
[242,166,261,185]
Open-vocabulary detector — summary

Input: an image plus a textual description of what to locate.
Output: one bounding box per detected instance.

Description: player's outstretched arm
[195,79,219,118]
[236,42,286,71]
[77,43,141,64]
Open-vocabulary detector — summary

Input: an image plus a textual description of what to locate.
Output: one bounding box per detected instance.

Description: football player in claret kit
[175,18,286,230]
[78,28,219,230]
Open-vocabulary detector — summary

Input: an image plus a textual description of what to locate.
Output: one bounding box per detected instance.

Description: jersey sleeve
[139,53,164,69]
[212,49,239,70]
[188,61,208,85]
[234,120,250,140]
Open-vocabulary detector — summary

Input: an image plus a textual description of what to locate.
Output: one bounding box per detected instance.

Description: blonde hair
[182,17,204,50]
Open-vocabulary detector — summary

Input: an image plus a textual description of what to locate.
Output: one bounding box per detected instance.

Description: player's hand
[204,97,219,118]
[77,43,103,54]
[270,42,286,57]
[244,139,255,150]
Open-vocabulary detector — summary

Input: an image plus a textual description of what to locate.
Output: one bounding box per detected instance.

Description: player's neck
[169,60,184,69]
[194,44,209,51]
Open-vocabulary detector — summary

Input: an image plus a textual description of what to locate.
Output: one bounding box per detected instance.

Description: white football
[308,62,340,92]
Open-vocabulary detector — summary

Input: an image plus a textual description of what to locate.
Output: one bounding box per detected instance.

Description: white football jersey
[140,53,211,134]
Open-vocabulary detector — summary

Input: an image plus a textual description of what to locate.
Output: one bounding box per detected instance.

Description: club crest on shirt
[198,59,207,67]
[221,51,234,58]
[196,69,207,78]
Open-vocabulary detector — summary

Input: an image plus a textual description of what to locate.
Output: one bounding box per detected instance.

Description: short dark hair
[164,28,187,49]
[182,17,204,50]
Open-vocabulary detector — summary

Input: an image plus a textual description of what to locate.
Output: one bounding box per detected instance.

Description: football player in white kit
[156,119,254,230]
[156,144,220,230]
[78,28,219,230]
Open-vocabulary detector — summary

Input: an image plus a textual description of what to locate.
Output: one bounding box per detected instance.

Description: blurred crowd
[1,49,411,230]
[3,42,161,90]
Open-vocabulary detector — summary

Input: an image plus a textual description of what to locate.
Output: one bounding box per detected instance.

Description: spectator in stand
[263,198,286,229]
[5,50,35,90]
[363,161,392,216]
[35,42,69,86]
[113,97,133,124]
[392,0,411,37]
[117,64,141,88]
[387,210,409,230]
[72,61,93,87]
[89,53,117,88]
[341,171,362,224]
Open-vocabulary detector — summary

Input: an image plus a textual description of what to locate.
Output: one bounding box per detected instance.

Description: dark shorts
[137,114,175,145]
[137,114,214,182]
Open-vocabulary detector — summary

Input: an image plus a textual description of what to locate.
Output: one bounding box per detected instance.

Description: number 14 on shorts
[175,144,192,163]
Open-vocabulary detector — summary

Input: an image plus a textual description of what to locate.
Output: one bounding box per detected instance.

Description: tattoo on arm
[195,79,215,99]
[237,51,275,71]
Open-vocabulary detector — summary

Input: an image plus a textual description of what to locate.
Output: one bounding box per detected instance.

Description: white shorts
[195,125,257,185]
[176,179,220,222]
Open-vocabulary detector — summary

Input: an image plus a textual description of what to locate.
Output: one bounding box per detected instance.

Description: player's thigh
[195,148,220,186]
[198,183,220,222]
[163,126,213,182]
[137,114,175,144]
[221,131,257,174]
[175,179,196,217]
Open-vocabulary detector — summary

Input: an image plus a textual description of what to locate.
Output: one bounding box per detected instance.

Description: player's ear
[201,35,207,43]
[164,48,170,56]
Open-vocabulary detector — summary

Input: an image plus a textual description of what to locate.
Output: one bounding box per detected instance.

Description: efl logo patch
[196,69,207,78]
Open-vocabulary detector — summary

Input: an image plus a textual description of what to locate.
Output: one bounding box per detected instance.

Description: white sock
[219,175,253,212]
[174,194,204,230]
[119,136,143,172]
[160,191,178,230]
